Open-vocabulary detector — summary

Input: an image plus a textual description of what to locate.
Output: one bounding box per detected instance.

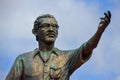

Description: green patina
[6,11,111,80]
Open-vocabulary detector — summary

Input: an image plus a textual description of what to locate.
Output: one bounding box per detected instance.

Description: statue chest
[24,52,70,80]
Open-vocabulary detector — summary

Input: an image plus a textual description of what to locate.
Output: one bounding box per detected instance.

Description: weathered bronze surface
[6,11,111,80]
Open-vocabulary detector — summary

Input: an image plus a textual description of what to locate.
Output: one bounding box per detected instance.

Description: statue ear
[32,29,37,36]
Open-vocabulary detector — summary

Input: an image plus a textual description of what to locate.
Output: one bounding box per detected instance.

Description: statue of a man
[6,11,111,80]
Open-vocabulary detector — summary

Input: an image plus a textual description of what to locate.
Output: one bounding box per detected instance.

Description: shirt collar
[33,47,59,58]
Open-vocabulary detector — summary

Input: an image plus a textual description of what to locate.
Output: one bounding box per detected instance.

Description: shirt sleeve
[68,42,92,75]
[5,55,24,80]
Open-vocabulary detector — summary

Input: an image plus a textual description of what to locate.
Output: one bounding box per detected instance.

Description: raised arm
[83,11,111,58]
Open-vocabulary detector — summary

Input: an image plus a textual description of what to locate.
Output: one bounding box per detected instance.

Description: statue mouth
[48,35,55,38]
[46,32,55,38]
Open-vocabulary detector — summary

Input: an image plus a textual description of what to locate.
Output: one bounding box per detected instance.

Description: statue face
[37,18,58,44]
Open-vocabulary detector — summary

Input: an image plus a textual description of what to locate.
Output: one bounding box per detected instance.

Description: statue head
[32,14,59,45]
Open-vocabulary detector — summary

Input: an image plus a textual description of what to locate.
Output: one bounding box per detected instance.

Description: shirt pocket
[49,66,61,79]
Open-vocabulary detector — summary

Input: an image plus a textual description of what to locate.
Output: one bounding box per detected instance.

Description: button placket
[43,63,50,80]
[44,64,49,73]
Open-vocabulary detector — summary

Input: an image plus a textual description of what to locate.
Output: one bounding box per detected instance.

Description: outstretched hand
[98,11,111,30]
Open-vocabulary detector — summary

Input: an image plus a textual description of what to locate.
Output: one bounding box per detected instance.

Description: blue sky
[0,0,120,80]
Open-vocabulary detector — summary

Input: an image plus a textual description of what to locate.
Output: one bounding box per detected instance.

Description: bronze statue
[6,11,111,80]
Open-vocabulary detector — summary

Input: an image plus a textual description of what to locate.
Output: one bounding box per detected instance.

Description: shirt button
[44,64,49,73]
[44,64,48,66]
[44,70,47,73]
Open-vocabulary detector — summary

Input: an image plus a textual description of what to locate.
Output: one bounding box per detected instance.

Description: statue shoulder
[53,47,75,55]
[15,50,35,61]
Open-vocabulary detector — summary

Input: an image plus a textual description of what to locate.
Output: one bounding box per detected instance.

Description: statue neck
[38,41,54,52]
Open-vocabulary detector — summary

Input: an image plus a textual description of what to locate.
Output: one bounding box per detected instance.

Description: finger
[101,17,109,24]
[104,12,109,19]
[104,18,109,24]
[100,17,105,24]
[100,17,109,25]
[108,11,111,18]
[104,12,110,21]
[100,17,104,20]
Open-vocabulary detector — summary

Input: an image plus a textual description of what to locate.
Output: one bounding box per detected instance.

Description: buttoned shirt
[6,43,92,80]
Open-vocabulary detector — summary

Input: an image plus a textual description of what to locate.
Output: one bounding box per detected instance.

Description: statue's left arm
[67,11,111,75]
[82,11,111,60]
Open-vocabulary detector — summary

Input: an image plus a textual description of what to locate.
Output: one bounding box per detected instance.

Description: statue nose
[49,26,53,30]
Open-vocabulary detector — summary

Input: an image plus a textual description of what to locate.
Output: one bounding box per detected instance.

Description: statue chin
[45,38,56,45]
